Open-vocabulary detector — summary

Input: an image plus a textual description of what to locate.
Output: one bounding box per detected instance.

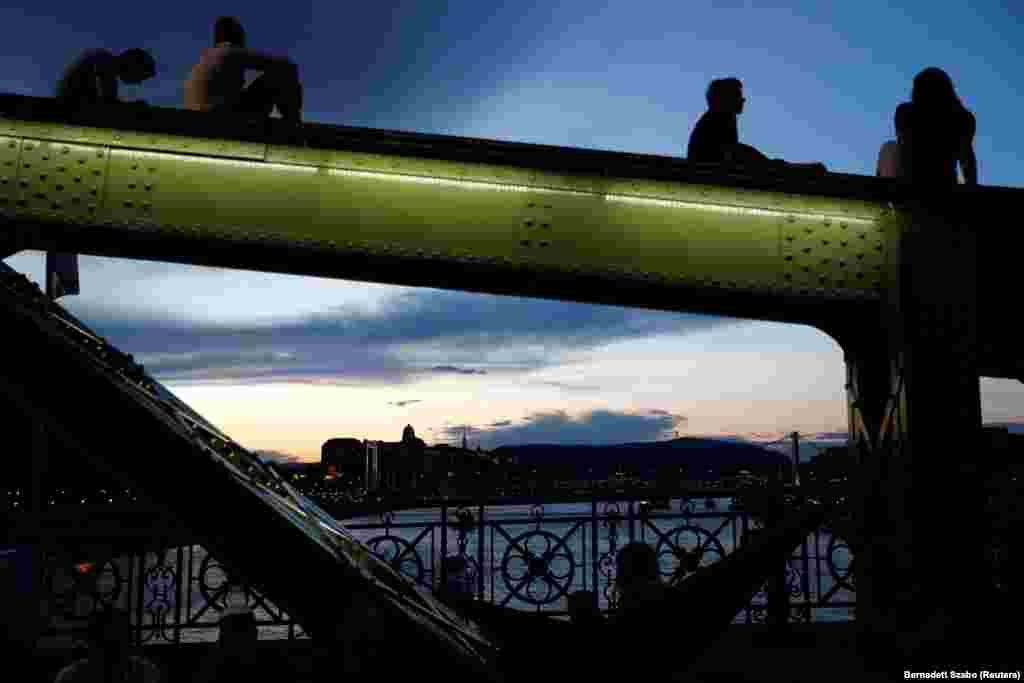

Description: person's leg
[231,75,276,118]
[234,69,302,121]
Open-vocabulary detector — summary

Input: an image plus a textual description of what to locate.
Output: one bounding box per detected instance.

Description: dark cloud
[463,409,688,449]
[389,400,423,407]
[431,365,487,375]
[253,449,303,465]
[67,289,730,385]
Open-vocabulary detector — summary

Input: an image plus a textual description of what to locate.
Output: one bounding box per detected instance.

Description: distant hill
[491,437,788,472]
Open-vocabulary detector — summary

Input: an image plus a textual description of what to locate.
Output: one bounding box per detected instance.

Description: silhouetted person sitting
[53,48,153,299]
[877,102,913,178]
[687,78,826,173]
[902,67,977,187]
[56,48,155,108]
[438,555,475,615]
[184,16,303,122]
[612,542,670,621]
[195,610,260,683]
[566,589,602,626]
[54,608,162,683]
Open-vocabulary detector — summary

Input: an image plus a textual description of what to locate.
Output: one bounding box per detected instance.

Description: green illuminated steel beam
[0,94,884,320]
[0,93,1022,374]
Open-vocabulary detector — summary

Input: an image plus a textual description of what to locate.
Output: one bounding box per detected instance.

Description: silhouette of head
[615,542,660,588]
[707,78,745,115]
[218,611,257,652]
[445,555,468,575]
[215,16,246,48]
[116,49,155,85]
[894,102,912,137]
[87,608,132,660]
[912,67,962,112]
[567,590,600,623]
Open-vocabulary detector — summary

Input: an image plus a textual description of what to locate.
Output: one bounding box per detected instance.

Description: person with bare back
[184,16,303,122]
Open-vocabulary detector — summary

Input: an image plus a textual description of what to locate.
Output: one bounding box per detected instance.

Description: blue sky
[4,2,1024,460]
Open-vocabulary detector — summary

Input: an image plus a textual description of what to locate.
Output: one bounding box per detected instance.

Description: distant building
[321,438,364,484]
[324,426,497,495]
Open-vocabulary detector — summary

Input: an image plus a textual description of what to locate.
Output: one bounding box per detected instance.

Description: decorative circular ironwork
[47,557,123,620]
[91,558,124,606]
[655,525,726,584]
[826,535,855,591]
[500,530,575,605]
[365,535,425,584]
[197,554,254,613]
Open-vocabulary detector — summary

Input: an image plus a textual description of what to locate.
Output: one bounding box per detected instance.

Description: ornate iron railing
[33,492,855,646]
[346,493,855,623]
[38,544,308,647]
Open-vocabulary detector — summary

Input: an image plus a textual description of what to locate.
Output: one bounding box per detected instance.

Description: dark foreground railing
[30,489,854,647]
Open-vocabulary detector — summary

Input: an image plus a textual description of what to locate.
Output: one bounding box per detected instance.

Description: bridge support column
[843,200,985,653]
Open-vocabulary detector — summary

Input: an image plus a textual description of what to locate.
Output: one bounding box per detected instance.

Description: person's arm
[877,141,898,178]
[96,57,120,105]
[958,111,978,186]
[183,64,210,111]
[223,47,297,74]
[959,138,978,186]
[725,143,771,165]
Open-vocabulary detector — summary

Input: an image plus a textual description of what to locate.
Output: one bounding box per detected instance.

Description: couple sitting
[57,16,302,123]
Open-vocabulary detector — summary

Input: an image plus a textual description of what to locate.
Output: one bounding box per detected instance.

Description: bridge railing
[30,489,854,647]
[343,491,855,622]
